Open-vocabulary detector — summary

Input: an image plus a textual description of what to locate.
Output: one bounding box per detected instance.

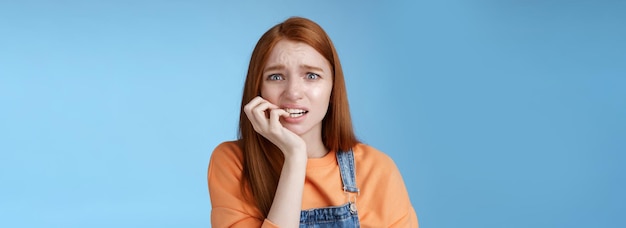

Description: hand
[243,96,306,159]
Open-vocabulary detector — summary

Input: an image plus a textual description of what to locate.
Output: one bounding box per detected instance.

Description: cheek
[310,84,333,103]
[260,86,280,103]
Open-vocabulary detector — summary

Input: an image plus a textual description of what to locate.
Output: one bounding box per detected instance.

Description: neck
[300,129,328,158]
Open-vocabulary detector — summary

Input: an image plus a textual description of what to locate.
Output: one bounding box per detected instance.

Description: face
[261,39,333,139]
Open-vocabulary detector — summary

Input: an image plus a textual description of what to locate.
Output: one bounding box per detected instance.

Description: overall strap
[336,149,359,193]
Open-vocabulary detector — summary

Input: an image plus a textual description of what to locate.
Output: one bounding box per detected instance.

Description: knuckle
[252,125,263,133]
[269,126,281,135]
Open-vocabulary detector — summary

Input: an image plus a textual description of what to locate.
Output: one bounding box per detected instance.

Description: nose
[284,77,303,100]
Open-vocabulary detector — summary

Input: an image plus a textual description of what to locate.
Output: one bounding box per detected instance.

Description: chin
[284,126,310,136]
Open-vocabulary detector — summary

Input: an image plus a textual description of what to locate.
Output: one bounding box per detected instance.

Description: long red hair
[238,17,358,217]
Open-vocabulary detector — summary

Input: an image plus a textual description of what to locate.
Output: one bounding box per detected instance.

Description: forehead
[264,40,331,72]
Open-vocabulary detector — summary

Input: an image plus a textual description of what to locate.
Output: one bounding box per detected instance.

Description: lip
[280,104,308,124]
[280,104,309,111]
[282,113,306,124]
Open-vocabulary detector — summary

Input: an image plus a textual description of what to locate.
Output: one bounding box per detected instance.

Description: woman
[208,17,418,227]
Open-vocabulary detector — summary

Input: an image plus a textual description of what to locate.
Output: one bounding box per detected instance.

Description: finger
[250,97,280,120]
[243,96,265,115]
[266,102,280,110]
[244,96,271,122]
[249,100,276,131]
[268,108,289,131]
[244,97,267,131]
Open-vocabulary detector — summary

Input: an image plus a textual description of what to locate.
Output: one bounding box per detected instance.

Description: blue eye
[267,74,283,81]
[306,73,320,80]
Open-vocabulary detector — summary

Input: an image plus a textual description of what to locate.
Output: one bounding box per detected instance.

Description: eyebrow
[263,65,285,73]
[301,65,325,73]
[263,64,326,73]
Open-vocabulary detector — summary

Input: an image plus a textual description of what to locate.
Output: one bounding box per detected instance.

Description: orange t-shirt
[208,141,419,227]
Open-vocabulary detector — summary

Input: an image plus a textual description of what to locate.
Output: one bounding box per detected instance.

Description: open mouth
[284,108,309,118]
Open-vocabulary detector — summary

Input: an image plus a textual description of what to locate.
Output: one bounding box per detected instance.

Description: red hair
[238,17,358,217]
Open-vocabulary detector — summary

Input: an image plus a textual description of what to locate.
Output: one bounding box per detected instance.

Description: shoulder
[209,140,245,176]
[208,141,264,223]
[211,141,243,161]
[212,140,242,153]
[351,143,404,187]
[351,143,396,168]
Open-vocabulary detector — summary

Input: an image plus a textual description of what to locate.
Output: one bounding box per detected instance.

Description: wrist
[282,148,307,164]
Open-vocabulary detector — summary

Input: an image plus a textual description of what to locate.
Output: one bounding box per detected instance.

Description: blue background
[1,0,624,227]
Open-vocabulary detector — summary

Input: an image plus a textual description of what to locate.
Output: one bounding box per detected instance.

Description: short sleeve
[384,157,419,228]
[208,141,278,228]
[354,144,419,227]
[387,161,419,228]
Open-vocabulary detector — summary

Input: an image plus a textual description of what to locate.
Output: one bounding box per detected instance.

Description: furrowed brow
[301,65,325,73]
[263,65,285,73]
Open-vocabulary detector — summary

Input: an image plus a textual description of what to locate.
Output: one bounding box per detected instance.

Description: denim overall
[299,150,360,227]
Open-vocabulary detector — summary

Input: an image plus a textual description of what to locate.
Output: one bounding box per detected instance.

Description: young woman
[208,17,418,227]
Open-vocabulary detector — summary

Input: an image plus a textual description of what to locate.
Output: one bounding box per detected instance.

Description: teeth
[289,113,304,118]
[284,108,308,117]
[284,108,308,114]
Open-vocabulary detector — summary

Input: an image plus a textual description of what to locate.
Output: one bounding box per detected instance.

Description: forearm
[266,155,307,227]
